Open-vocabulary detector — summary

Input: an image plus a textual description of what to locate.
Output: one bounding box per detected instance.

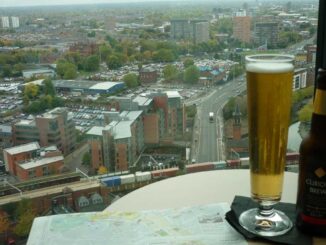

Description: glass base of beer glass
[239,207,293,237]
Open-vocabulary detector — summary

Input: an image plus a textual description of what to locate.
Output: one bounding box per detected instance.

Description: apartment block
[13,108,76,155]
[254,22,279,48]
[233,16,251,43]
[3,142,64,180]
[87,111,144,172]
[1,16,10,29]
[11,16,20,28]
[171,19,209,44]
[87,91,185,172]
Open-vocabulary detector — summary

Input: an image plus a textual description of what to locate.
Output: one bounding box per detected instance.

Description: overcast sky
[1,0,188,7]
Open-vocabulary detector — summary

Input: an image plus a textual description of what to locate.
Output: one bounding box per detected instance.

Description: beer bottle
[296,68,326,236]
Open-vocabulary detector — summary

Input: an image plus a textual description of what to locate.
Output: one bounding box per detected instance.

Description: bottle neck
[311,88,326,136]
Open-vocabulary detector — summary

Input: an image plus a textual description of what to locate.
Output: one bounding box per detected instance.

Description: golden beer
[246,62,294,202]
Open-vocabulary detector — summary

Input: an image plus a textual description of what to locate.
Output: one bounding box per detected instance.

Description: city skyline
[0,0,285,8]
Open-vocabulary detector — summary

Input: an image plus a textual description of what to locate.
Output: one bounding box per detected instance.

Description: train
[99,153,300,188]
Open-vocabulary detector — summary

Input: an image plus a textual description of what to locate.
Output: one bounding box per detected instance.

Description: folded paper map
[27,203,247,245]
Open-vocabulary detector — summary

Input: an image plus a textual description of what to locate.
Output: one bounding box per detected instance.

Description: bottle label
[314,89,326,115]
[301,157,326,224]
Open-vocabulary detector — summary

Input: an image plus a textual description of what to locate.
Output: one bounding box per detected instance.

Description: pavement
[64,143,90,174]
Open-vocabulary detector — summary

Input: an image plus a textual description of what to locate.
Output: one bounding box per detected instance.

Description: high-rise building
[13,108,76,155]
[1,16,10,29]
[86,111,144,172]
[254,22,279,48]
[233,16,251,43]
[11,16,20,28]
[171,19,209,44]
[194,22,210,44]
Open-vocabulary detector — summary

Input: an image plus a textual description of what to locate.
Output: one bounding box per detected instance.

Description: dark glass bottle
[296,68,326,236]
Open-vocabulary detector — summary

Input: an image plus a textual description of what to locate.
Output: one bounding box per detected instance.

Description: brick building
[225,105,249,159]
[69,42,98,56]
[3,142,64,180]
[13,108,76,155]
[233,16,251,43]
[139,67,159,83]
[86,91,185,172]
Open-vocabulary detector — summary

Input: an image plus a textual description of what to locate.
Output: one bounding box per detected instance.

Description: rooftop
[0,125,12,134]
[166,91,182,99]
[89,82,124,91]
[4,142,40,155]
[133,96,153,107]
[114,120,132,140]
[86,126,105,136]
[19,156,64,170]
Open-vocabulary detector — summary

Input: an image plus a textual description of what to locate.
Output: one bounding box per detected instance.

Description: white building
[11,16,20,28]
[1,16,10,28]
[293,68,307,91]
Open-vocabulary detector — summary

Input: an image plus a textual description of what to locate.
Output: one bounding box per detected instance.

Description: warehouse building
[52,80,125,95]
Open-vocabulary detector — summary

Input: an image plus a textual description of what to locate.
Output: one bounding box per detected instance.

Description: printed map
[27,203,246,245]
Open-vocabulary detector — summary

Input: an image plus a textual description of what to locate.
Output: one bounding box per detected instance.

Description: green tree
[298,100,313,122]
[63,65,77,79]
[83,55,100,72]
[24,84,39,100]
[56,61,77,78]
[106,55,123,70]
[2,64,12,77]
[43,79,56,96]
[183,65,199,84]
[52,96,65,107]
[152,49,175,62]
[24,101,42,113]
[123,73,139,88]
[87,31,96,38]
[183,58,194,68]
[40,95,53,109]
[99,44,112,61]
[82,152,91,166]
[163,64,178,82]
[105,35,118,48]
[13,211,36,238]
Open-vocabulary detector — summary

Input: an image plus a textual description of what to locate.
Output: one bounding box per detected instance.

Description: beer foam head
[246,62,294,74]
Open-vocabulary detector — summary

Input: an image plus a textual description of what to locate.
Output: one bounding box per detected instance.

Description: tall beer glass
[239,54,294,236]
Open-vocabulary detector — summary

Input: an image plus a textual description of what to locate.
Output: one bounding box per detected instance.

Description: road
[192,77,246,163]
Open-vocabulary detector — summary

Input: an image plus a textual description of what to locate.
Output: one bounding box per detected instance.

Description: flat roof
[19,156,64,170]
[125,110,143,121]
[166,91,181,98]
[22,68,54,75]
[15,119,35,126]
[133,96,152,106]
[89,82,124,91]
[114,121,132,140]
[0,125,12,134]
[86,126,105,136]
[52,80,98,90]
[4,142,40,155]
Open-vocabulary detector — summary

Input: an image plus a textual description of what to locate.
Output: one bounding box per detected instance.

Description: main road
[191,77,246,163]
